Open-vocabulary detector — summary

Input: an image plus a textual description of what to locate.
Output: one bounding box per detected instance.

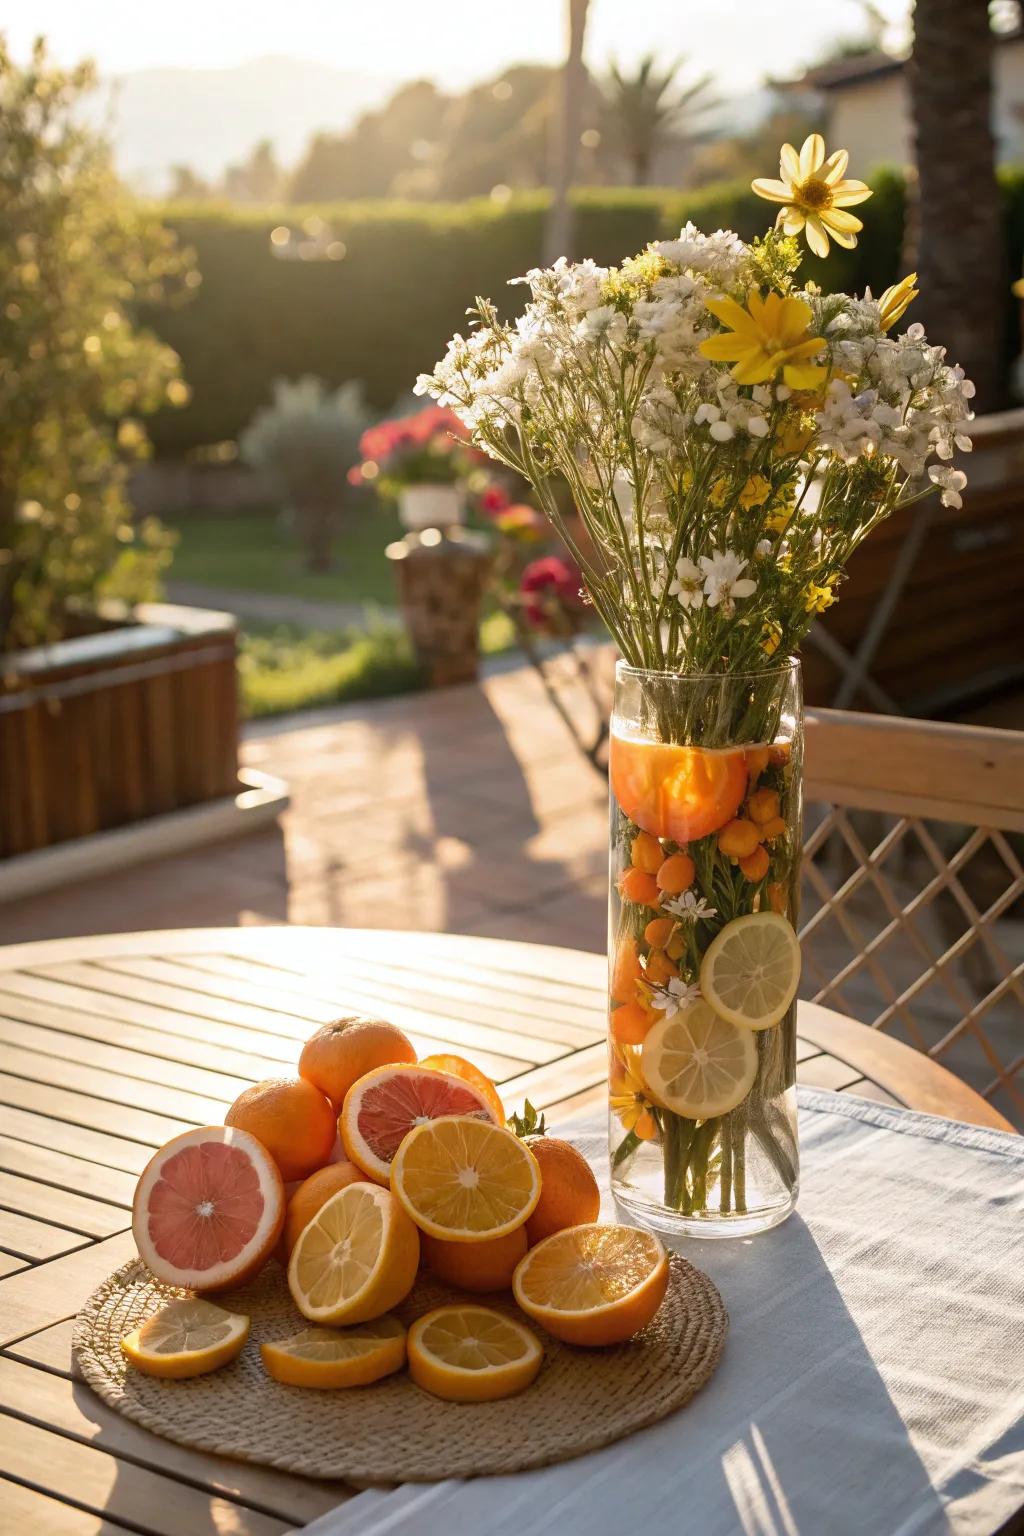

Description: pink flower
[519,556,584,631]
[494,504,547,540]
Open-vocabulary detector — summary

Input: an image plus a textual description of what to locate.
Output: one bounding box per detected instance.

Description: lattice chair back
[801,710,1024,1129]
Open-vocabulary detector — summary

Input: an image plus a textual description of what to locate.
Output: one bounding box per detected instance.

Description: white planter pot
[397,484,464,531]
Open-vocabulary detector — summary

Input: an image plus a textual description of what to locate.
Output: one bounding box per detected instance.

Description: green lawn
[165,508,402,607]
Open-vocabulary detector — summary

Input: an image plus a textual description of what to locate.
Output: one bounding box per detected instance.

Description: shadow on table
[671,1212,949,1536]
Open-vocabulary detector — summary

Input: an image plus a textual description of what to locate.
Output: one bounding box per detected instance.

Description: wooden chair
[802,710,1024,1128]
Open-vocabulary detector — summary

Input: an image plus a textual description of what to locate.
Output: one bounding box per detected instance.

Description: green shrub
[146,168,1021,459]
[240,622,422,717]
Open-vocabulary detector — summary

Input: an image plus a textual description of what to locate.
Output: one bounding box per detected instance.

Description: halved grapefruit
[133,1126,285,1292]
[340,1065,499,1183]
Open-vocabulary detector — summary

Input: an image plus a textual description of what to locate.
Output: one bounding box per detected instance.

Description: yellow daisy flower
[609,1048,657,1140]
[761,622,782,655]
[877,272,919,331]
[752,134,873,259]
[804,581,836,614]
[699,290,828,390]
[739,473,772,510]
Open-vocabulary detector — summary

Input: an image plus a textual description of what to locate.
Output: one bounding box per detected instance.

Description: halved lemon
[512,1223,668,1346]
[407,1305,542,1401]
[700,911,801,1030]
[121,1299,249,1378]
[260,1316,406,1388]
[390,1115,541,1243]
[287,1181,420,1325]
[641,1000,757,1119]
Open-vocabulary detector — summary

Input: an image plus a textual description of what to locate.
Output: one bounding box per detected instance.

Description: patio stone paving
[0,657,612,952]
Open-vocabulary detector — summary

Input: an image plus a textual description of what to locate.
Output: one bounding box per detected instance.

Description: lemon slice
[288,1181,420,1325]
[390,1115,541,1242]
[512,1223,668,1346]
[641,1000,757,1119]
[261,1317,406,1388]
[407,1305,542,1401]
[700,911,801,1030]
[121,1299,249,1379]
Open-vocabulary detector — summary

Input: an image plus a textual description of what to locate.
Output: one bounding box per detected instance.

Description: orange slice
[512,1223,669,1345]
[407,1305,543,1401]
[121,1299,249,1379]
[390,1115,541,1242]
[260,1317,406,1388]
[610,732,747,843]
[287,1181,419,1325]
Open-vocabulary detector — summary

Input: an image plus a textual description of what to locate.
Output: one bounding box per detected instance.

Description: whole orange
[418,1053,504,1123]
[299,1016,417,1111]
[225,1077,336,1182]
[282,1160,364,1257]
[524,1137,601,1245]
[420,1226,528,1292]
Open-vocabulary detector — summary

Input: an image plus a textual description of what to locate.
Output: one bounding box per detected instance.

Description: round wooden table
[0,926,1012,1535]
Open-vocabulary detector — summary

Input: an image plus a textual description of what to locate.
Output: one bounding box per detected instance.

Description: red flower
[479,484,511,515]
[519,556,584,630]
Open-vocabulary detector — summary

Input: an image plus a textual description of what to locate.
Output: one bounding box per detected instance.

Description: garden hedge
[144,169,1023,457]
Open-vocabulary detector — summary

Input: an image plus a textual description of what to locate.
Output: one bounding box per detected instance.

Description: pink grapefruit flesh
[341,1065,499,1182]
[133,1126,285,1291]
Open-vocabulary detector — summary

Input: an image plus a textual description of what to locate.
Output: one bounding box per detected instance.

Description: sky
[5,0,911,93]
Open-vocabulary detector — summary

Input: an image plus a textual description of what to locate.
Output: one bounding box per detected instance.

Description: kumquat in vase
[417,133,974,1236]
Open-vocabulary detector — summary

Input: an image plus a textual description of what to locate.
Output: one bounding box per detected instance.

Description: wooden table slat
[0,1356,345,1529]
[0,1211,92,1265]
[0,1073,191,1149]
[1,1107,153,1179]
[0,1475,131,1536]
[0,1410,290,1536]
[0,1041,229,1125]
[0,1170,127,1239]
[0,1139,137,1211]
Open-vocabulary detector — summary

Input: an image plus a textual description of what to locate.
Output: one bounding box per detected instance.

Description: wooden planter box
[1,603,240,859]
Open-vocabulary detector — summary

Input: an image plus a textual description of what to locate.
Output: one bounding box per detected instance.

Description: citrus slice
[407,1305,542,1402]
[133,1126,285,1291]
[700,911,801,1030]
[340,1064,499,1184]
[418,1053,505,1122]
[287,1180,420,1325]
[512,1223,669,1346]
[260,1316,406,1389]
[641,1000,757,1119]
[390,1115,541,1242]
[121,1299,249,1379]
[610,732,747,843]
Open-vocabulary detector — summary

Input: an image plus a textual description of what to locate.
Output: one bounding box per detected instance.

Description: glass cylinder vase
[608,660,803,1239]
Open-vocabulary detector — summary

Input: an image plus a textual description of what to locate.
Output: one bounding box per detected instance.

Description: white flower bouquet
[417,137,974,1236]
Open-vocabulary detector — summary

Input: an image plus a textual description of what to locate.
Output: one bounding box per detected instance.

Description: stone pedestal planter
[386,529,491,688]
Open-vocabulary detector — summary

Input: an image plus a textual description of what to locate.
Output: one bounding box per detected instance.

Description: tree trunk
[544,0,589,264]
[631,148,650,187]
[906,0,1004,410]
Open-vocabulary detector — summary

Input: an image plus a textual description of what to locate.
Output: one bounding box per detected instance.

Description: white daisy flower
[669,556,704,610]
[699,550,756,615]
[650,977,702,1014]
[663,891,718,923]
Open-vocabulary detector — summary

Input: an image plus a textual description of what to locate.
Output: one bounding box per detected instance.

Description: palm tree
[906,0,1004,409]
[545,0,590,263]
[604,55,717,186]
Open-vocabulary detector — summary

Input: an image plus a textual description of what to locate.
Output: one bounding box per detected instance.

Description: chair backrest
[801,709,1024,1127]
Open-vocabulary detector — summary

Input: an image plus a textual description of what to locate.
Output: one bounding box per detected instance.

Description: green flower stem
[720,1117,733,1214]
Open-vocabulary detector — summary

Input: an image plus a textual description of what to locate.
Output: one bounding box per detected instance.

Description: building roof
[786,29,1024,95]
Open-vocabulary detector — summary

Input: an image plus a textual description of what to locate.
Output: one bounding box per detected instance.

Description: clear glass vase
[608,660,803,1239]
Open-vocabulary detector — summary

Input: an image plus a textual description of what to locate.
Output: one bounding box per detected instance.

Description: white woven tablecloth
[304,1089,1024,1536]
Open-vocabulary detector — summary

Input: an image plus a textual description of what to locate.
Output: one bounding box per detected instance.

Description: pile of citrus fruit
[127,1016,671,1402]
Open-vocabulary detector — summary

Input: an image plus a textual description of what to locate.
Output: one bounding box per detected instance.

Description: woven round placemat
[73,1256,727,1482]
